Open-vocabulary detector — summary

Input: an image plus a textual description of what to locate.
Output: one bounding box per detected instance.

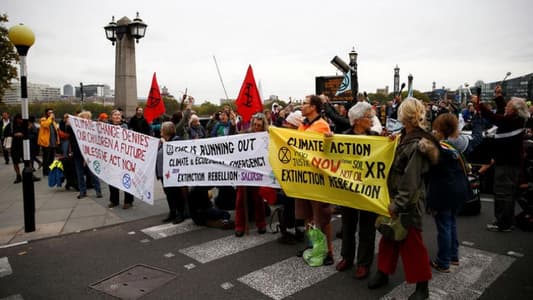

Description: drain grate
[90,264,176,299]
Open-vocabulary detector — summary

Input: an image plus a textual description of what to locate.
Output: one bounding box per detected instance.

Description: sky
[3,0,533,104]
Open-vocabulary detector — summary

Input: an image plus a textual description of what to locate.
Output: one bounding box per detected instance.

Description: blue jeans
[74,155,101,195]
[433,209,458,269]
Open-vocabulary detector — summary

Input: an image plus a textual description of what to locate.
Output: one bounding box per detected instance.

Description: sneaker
[486,223,513,232]
[77,193,87,199]
[430,260,450,273]
[13,175,22,184]
[235,231,244,237]
[257,227,267,234]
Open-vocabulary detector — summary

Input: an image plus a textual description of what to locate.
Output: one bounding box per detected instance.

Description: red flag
[144,72,165,123]
[235,65,262,123]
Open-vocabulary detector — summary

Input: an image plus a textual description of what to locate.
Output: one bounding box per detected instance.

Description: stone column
[114,17,137,119]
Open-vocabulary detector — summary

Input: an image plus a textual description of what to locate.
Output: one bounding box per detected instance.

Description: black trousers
[340,206,377,267]
[493,164,521,229]
[163,185,185,217]
[109,185,134,205]
[42,146,56,175]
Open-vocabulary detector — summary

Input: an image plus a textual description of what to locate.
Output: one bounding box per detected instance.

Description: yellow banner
[269,127,398,216]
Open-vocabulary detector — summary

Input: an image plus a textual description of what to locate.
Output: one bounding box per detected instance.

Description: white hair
[348,102,373,125]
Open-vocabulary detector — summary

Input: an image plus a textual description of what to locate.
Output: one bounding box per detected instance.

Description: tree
[0,14,19,103]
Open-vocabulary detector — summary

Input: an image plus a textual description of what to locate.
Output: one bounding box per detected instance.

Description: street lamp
[8,23,36,232]
[104,12,148,117]
[348,47,358,102]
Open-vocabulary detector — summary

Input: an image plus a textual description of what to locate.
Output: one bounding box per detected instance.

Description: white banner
[163,132,279,188]
[68,115,159,204]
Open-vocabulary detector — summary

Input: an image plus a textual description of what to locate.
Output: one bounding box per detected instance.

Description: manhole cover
[90,264,176,299]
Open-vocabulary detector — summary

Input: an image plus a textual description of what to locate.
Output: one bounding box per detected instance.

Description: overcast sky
[3,0,533,103]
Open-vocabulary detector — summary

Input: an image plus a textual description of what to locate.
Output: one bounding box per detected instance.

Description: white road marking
[179,233,279,264]
[381,245,515,300]
[238,240,342,300]
[140,219,202,240]
[0,257,13,278]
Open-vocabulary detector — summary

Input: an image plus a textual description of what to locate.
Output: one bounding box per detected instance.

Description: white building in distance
[2,82,61,104]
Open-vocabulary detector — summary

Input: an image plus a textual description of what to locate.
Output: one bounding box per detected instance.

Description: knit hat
[98,113,108,121]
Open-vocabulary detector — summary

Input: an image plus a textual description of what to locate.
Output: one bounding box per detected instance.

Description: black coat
[426,143,471,211]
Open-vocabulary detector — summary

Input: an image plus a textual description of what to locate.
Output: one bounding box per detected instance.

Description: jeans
[74,155,101,195]
[433,209,458,269]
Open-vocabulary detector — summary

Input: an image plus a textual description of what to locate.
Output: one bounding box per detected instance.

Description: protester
[427,113,471,273]
[368,97,438,300]
[188,114,207,139]
[8,114,22,183]
[58,113,71,156]
[475,96,530,232]
[69,111,102,199]
[211,110,236,137]
[276,110,306,244]
[38,108,60,176]
[156,121,186,224]
[28,115,42,170]
[1,111,11,164]
[234,113,268,237]
[295,95,334,266]
[128,106,151,135]
[335,102,378,279]
[108,109,134,209]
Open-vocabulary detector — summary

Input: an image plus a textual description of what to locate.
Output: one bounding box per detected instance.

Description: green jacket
[387,128,439,230]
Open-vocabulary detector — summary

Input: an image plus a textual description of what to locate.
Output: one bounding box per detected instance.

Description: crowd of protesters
[1,83,532,300]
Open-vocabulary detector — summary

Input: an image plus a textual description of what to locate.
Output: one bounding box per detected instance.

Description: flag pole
[213,55,230,101]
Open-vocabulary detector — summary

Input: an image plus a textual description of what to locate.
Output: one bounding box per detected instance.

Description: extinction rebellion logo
[122,173,132,189]
[278,146,291,164]
[93,160,101,174]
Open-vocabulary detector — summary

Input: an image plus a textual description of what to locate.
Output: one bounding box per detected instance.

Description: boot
[368,270,389,289]
[408,281,429,300]
[13,174,22,184]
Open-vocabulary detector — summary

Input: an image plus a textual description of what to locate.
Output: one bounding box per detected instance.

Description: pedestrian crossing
[137,219,517,300]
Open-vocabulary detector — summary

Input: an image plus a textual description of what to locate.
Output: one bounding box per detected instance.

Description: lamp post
[8,24,36,232]
[393,65,400,95]
[80,82,84,110]
[104,12,147,117]
[330,46,359,102]
[348,47,358,101]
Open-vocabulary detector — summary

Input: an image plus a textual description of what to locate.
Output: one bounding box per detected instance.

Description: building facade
[2,82,61,103]
[478,73,533,102]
